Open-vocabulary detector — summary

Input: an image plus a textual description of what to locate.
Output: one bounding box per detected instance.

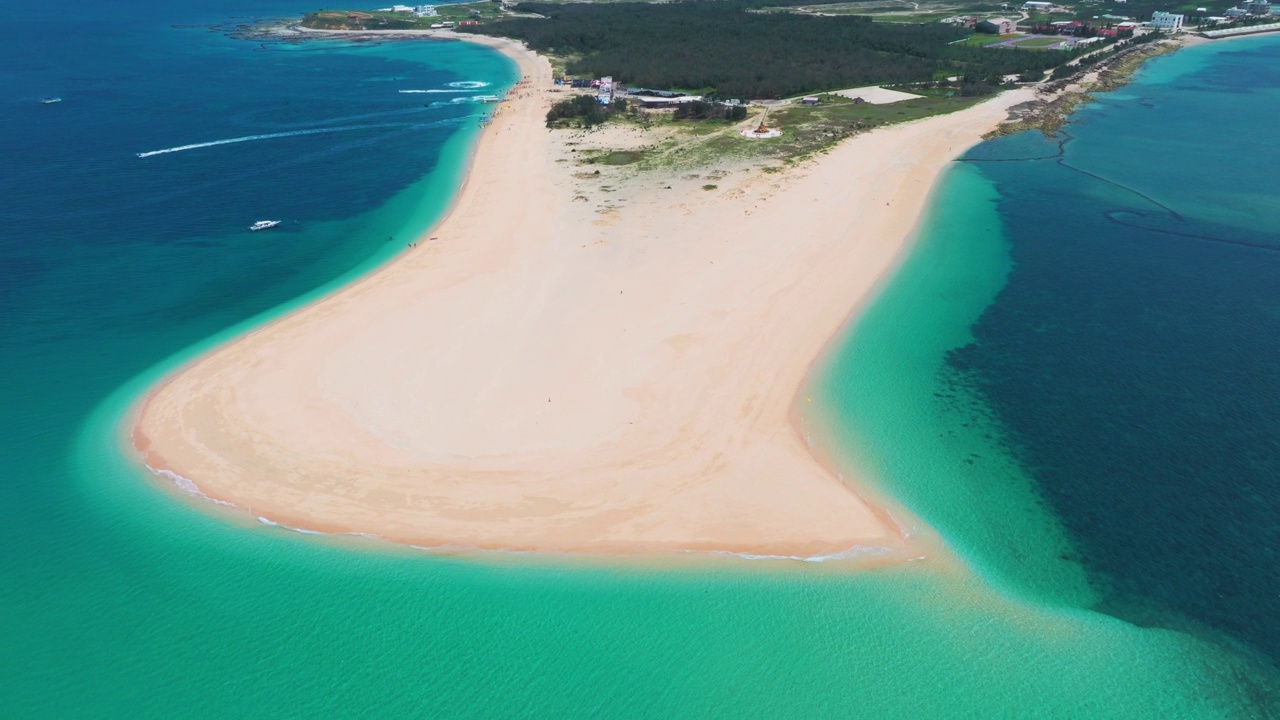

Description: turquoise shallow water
[811,34,1280,713]
[4,1,1280,714]
[951,37,1280,665]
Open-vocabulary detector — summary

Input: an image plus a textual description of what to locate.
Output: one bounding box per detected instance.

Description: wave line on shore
[148,461,894,562]
[150,466,236,508]
[705,545,898,563]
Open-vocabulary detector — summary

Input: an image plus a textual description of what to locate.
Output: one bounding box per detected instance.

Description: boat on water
[41,97,62,104]
[249,220,281,232]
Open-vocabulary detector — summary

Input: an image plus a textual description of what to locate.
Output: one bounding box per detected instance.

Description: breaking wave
[149,466,236,508]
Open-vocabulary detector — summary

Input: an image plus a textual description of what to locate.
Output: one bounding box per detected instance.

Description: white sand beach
[133,33,1031,558]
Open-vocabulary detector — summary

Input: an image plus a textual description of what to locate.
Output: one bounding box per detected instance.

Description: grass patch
[702,184,719,190]
[763,92,985,157]
[956,32,1019,47]
[629,89,985,172]
[583,150,647,166]
[870,11,957,22]
[1012,36,1070,48]
[1025,11,1079,24]
[302,3,503,30]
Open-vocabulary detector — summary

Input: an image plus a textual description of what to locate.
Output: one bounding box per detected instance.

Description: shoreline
[130,28,1033,561]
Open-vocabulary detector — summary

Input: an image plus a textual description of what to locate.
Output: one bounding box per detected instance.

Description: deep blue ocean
[951,38,1280,663]
[3,0,1280,714]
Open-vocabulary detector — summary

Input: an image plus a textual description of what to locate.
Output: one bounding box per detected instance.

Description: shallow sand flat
[134,34,1031,557]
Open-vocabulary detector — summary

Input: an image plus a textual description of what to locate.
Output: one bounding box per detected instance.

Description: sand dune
[133,33,1030,558]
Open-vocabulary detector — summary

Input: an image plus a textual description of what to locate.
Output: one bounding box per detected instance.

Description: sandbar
[133,33,1031,558]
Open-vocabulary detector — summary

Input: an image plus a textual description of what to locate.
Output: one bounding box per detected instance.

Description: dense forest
[462,1,1082,98]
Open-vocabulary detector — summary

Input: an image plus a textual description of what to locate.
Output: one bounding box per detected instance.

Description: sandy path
[134,34,1030,558]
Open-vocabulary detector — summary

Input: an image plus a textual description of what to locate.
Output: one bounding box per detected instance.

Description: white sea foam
[148,466,236,507]
[158,467,199,495]
[135,123,402,158]
[149,465,895,562]
[398,80,491,94]
[449,95,500,104]
[704,544,896,563]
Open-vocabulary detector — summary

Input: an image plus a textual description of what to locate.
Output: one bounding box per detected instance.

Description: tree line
[463,1,1081,98]
[545,94,628,127]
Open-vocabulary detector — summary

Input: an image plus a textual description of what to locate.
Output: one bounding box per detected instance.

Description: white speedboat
[249,220,281,232]
[42,97,62,104]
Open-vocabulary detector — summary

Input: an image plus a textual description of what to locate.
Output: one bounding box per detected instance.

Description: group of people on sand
[398,235,442,249]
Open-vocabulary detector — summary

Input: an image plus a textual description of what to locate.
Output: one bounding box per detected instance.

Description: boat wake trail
[399,81,491,94]
[135,123,405,158]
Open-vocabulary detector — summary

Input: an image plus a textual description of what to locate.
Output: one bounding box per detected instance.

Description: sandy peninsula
[133,31,1031,558]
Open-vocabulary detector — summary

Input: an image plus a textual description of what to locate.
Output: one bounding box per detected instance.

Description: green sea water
[5,2,1280,713]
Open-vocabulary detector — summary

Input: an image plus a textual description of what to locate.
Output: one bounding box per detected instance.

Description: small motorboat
[42,97,62,104]
[249,220,281,232]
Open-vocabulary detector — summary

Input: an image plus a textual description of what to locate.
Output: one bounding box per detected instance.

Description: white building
[596,76,615,105]
[630,95,705,109]
[1151,10,1185,29]
[1022,1,1052,9]
[978,16,1016,33]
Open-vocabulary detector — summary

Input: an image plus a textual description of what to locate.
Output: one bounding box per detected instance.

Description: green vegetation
[767,0,1000,21]
[1025,11,1080,24]
[433,2,503,20]
[1061,0,1257,25]
[301,4,501,30]
[674,100,750,122]
[1013,36,1072,46]
[1047,30,1161,80]
[546,94,628,128]
[590,150,646,165]
[461,1,1083,98]
[702,184,719,190]
[956,32,1014,46]
[621,89,985,172]
[869,11,958,22]
[763,90,984,154]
